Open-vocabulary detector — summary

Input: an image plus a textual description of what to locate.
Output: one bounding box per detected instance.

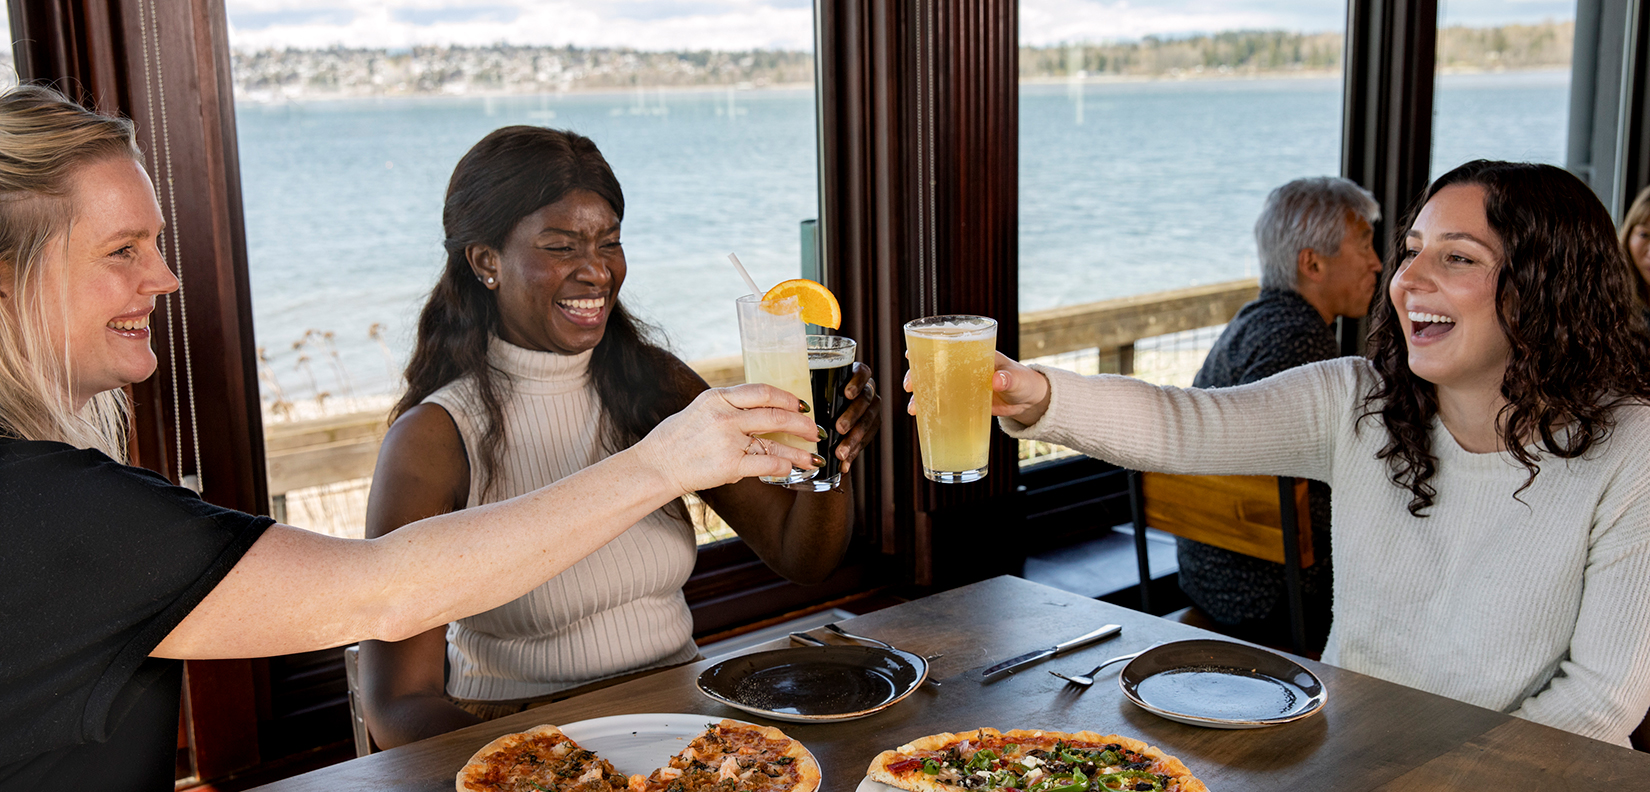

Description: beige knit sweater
[1000,357,1650,746]
[426,339,699,701]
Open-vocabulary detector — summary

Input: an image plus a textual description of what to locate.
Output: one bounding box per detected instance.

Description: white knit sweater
[426,339,699,701]
[1000,357,1650,746]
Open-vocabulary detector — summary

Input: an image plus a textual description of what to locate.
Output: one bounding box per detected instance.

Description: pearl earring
[486,277,496,285]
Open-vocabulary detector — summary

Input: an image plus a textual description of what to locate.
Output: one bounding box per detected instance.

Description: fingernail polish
[817,425,829,441]
[810,453,827,468]
[799,399,811,414]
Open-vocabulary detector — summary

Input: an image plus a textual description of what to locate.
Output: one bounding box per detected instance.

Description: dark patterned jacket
[1181,288,1336,647]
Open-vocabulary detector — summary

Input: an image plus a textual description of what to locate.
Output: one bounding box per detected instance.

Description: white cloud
[225,0,1574,52]
[226,1,815,51]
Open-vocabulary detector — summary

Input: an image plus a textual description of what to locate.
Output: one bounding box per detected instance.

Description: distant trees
[226,20,1577,98]
[1020,20,1574,80]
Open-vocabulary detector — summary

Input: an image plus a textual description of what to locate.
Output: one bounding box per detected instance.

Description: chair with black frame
[1128,471,1313,655]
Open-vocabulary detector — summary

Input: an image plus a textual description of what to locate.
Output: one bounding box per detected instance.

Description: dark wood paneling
[1618,0,1650,212]
[1340,0,1438,356]
[818,0,1020,587]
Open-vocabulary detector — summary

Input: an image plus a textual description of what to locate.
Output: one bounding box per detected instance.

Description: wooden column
[1340,0,1437,356]
[9,0,267,781]
[818,0,1020,587]
[1617,0,1650,214]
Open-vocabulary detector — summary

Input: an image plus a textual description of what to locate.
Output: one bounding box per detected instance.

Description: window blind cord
[138,0,204,494]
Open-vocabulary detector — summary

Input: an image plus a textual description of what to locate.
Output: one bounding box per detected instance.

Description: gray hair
[1255,176,1380,291]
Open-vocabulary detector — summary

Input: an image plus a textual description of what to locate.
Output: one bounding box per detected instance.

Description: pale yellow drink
[905,316,997,483]
[742,349,817,456]
[736,294,818,485]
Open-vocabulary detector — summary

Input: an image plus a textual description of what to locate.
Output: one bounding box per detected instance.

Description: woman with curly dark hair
[359,126,882,749]
[969,161,1650,746]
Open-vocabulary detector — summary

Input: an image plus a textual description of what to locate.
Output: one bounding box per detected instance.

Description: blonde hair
[1621,186,1650,307]
[0,85,144,459]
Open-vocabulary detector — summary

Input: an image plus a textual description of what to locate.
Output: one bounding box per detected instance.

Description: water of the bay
[236,70,1569,403]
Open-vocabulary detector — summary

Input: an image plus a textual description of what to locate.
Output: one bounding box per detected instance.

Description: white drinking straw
[727,252,763,297]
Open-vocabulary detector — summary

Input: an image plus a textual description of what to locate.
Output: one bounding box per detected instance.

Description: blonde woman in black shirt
[0,85,819,792]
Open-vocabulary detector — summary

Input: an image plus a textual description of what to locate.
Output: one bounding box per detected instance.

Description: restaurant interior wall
[9,0,1650,786]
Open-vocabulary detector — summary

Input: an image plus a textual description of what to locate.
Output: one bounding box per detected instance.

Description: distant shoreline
[235,66,1569,105]
[233,80,817,105]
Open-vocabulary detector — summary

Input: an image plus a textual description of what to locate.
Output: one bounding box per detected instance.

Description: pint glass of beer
[788,334,856,491]
[903,315,997,483]
[736,294,818,485]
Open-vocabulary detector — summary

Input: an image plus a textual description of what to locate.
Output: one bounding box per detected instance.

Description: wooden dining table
[251,575,1650,791]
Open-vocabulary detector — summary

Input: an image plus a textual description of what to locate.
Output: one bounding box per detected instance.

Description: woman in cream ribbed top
[360,127,882,748]
[986,162,1650,746]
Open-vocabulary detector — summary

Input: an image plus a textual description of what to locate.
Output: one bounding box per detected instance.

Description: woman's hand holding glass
[828,362,881,476]
[901,352,1052,425]
[638,382,824,495]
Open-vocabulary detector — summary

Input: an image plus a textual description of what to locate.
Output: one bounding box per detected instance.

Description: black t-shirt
[0,438,273,791]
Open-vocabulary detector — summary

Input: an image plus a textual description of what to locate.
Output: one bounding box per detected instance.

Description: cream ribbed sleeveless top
[424,338,698,701]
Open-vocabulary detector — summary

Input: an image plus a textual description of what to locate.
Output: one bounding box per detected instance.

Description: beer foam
[908,322,996,341]
[808,351,855,369]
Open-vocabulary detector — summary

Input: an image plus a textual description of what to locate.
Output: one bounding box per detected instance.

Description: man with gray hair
[1179,176,1381,652]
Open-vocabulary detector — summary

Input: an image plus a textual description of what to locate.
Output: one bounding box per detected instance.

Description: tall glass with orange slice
[736,293,817,485]
[736,279,848,487]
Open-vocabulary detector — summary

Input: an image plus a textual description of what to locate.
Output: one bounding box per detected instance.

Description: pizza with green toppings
[865,728,1208,792]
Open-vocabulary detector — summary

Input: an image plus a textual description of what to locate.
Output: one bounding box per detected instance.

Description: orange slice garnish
[762,278,841,329]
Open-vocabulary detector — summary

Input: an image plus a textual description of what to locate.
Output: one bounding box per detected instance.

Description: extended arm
[356,403,480,748]
[986,353,1357,483]
[150,384,820,660]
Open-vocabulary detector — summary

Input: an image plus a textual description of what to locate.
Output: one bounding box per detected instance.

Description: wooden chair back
[1128,471,1314,654]
[1139,472,1312,566]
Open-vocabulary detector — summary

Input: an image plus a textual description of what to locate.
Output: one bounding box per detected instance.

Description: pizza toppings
[460,722,818,792]
[457,726,630,792]
[867,729,1206,792]
[638,721,816,792]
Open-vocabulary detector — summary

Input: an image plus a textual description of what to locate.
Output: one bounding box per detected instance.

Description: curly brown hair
[1362,160,1650,515]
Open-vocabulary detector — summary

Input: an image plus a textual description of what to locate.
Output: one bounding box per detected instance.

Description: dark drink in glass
[788,335,856,491]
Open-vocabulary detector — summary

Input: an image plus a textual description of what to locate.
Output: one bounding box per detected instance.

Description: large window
[231,8,821,541]
[1017,1,1347,464]
[1430,2,1575,178]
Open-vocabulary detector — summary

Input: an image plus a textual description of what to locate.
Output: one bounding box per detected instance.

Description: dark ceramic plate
[1118,639,1326,728]
[697,645,929,722]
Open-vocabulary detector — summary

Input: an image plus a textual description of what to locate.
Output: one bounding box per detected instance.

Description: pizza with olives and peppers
[631,719,820,792]
[866,728,1208,792]
[456,720,821,792]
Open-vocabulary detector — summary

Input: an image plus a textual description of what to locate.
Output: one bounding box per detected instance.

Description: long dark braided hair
[393,126,698,500]
[1361,160,1650,516]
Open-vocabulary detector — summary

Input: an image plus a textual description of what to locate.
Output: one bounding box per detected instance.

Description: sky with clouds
[223,1,1578,51]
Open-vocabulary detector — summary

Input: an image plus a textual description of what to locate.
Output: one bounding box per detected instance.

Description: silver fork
[824,622,895,649]
[802,625,943,687]
[1048,650,1147,687]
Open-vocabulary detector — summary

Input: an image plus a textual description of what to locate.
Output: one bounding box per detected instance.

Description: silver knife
[981,624,1122,679]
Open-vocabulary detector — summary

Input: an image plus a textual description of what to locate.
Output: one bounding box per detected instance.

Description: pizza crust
[457,724,571,792]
